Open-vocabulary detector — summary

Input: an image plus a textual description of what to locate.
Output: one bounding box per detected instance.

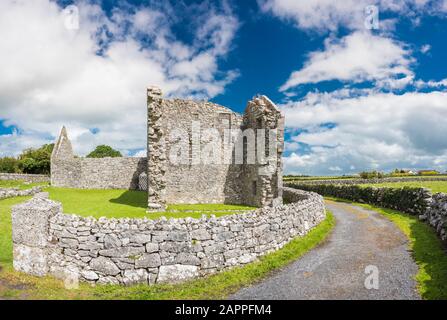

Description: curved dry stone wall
[0,186,43,200]
[11,188,325,285]
[288,183,447,241]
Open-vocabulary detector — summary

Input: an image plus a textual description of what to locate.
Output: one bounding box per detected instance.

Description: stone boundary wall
[11,188,325,285]
[51,157,147,190]
[0,186,43,200]
[288,183,446,241]
[287,177,447,186]
[0,173,50,183]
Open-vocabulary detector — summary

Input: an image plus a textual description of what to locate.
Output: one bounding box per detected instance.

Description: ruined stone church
[51,87,284,211]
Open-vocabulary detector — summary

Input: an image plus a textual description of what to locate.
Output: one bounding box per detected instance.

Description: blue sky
[1,0,447,175]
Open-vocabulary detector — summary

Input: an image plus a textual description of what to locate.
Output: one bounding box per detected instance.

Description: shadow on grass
[109,190,147,209]
[326,196,447,300]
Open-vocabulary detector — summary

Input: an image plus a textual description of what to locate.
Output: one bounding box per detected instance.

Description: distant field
[360,181,447,193]
[283,176,356,181]
[284,174,447,182]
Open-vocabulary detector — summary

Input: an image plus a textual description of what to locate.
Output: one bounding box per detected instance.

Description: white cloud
[0,0,239,156]
[420,44,431,54]
[258,0,446,33]
[280,31,414,91]
[281,90,447,175]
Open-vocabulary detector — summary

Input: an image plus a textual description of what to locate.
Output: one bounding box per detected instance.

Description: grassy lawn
[0,194,334,299]
[360,181,447,193]
[44,187,255,219]
[327,197,447,300]
[0,180,49,190]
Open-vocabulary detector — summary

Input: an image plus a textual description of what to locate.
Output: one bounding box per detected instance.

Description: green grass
[327,196,447,300]
[44,187,255,219]
[0,180,49,190]
[0,194,334,299]
[360,181,447,193]
[0,196,32,268]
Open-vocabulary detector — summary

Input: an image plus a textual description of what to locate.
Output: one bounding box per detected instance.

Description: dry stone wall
[146,88,284,210]
[11,188,325,285]
[288,183,447,241]
[51,127,146,190]
[0,173,49,183]
[0,186,43,200]
[288,177,447,186]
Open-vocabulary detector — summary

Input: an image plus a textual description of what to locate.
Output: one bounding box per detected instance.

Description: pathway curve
[232,200,420,300]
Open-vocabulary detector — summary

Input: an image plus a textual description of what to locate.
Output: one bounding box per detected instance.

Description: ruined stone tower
[51,87,284,212]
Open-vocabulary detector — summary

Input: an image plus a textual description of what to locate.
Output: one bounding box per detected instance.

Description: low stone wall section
[0,173,49,183]
[0,186,43,200]
[11,188,325,285]
[287,177,447,186]
[288,183,446,241]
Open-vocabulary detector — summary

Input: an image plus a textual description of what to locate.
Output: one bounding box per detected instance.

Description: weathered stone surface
[12,188,327,286]
[104,234,121,249]
[13,244,48,276]
[135,253,161,268]
[12,198,61,247]
[99,247,145,258]
[145,243,159,253]
[123,269,148,285]
[191,229,211,241]
[89,257,120,276]
[157,264,199,283]
[130,234,151,244]
[81,270,99,281]
[175,253,201,266]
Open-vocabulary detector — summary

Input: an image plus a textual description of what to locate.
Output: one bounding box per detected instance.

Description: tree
[0,157,19,173]
[86,145,122,158]
[17,143,54,174]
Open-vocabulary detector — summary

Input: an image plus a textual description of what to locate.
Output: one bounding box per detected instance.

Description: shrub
[359,170,384,179]
[17,143,54,174]
[0,157,19,173]
[288,183,431,215]
[86,145,122,158]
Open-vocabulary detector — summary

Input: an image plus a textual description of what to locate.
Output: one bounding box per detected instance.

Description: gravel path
[232,200,420,300]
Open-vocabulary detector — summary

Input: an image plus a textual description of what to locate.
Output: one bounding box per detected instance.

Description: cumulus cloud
[0,0,239,156]
[281,90,447,175]
[280,31,414,91]
[258,0,447,33]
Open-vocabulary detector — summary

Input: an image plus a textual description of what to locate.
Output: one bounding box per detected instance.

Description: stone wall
[51,127,146,190]
[11,188,325,285]
[0,186,43,200]
[287,177,447,186]
[0,173,49,183]
[51,87,285,211]
[288,183,447,241]
[146,88,284,210]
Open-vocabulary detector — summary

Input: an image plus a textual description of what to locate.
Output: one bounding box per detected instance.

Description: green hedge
[288,183,431,215]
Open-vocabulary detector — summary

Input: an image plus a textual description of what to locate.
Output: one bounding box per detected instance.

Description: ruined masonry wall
[0,173,50,183]
[11,188,325,285]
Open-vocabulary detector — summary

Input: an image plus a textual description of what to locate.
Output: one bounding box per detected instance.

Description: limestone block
[89,257,120,276]
[13,244,48,276]
[157,264,199,283]
[12,198,61,248]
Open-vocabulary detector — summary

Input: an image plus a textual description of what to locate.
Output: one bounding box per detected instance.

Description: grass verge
[0,194,334,299]
[326,196,447,300]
